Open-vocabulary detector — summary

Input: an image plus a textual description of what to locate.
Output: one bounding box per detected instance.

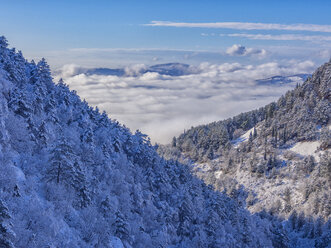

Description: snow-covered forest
[159,58,331,246]
[0,36,330,248]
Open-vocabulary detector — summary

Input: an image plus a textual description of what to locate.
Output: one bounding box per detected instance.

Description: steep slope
[0,37,294,247]
[159,60,331,246]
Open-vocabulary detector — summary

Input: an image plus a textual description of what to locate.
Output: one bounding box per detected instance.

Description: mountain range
[57,63,311,87]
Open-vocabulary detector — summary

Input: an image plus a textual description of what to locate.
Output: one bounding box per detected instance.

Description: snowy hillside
[159,60,331,247]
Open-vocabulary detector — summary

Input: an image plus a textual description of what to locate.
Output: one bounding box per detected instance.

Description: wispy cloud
[146,21,331,33]
[224,33,331,41]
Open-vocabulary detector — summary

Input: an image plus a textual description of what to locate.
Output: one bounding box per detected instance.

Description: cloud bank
[56,60,315,144]
[146,21,331,33]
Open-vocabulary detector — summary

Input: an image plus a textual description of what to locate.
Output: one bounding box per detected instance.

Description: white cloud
[57,60,316,144]
[57,64,81,78]
[317,49,331,59]
[225,33,331,41]
[226,44,246,56]
[124,64,147,76]
[146,21,331,33]
[226,44,266,57]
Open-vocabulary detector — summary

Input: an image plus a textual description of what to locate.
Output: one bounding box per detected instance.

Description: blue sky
[1,0,330,61]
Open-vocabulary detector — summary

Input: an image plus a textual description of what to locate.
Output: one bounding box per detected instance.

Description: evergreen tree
[253,128,257,139]
[241,216,251,245]
[289,210,297,230]
[0,199,15,248]
[248,131,253,143]
[36,58,53,92]
[171,136,177,147]
[45,138,84,189]
[8,88,32,118]
[283,187,292,213]
[205,209,222,247]
[37,121,48,148]
[177,195,193,239]
[270,222,289,248]
[12,185,20,198]
[114,211,129,241]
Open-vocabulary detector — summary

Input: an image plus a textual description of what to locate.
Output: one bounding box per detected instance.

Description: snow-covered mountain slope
[159,60,331,246]
[256,74,310,86]
[0,36,303,247]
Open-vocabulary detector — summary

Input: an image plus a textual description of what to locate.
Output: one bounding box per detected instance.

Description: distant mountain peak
[256,74,310,86]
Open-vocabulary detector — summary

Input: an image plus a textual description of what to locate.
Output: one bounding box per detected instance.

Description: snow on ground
[289,141,320,157]
[229,167,307,217]
[194,162,212,173]
[109,236,124,248]
[215,171,223,179]
[11,165,26,182]
[287,124,331,160]
[232,127,255,148]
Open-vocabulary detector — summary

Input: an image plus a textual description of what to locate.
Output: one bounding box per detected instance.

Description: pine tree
[12,185,20,198]
[76,185,91,208]
[80,126,94,144]
[0,36,8,51]
[320,127,331,149]
[0,199,15,248]
[319,151,330,182]
[253,128,257,139]
[283,187,292,213]
[36,58,53,92]
[282,126,287,144]
[289,210,297,230]
[177,195,193,239]
[296,212,305,230]
[114,211,129,241]
[171,136,177,147]
[206,147,214,160]
[313,195,320,215]
[100,197,112,218]
[205,209,222,247]
[8,88,32,118]
[37,121,48,148]
[45,138,83,188]
[241,216,251,245]
[248,131,253,143]
[270,222,289,248]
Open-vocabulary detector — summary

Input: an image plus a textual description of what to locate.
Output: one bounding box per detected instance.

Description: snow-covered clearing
[289,141,320,158]
[232,127,255,148]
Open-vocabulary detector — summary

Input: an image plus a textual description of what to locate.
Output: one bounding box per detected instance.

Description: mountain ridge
[158,60,331,241]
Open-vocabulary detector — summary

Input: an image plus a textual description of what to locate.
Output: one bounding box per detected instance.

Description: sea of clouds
[55,59,315,144]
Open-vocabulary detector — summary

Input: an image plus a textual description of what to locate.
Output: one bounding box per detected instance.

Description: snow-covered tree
[45,138,84,188]
[0,199,15,248]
